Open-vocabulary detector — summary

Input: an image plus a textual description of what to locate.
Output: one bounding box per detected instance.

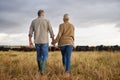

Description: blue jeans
[60,45,73,73]
[35,44,48,62]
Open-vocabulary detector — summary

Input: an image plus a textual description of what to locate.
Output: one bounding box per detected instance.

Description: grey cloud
[0,0,120,33]
[0,18,19,27]
[0,18,24,33]
[116,23,120,28]
[115,22,120,31]
[43,0,120,27]
[0,0,25,12]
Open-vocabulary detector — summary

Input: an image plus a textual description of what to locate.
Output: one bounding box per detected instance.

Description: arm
[29,35,33,47]
[72,25,75,41]
[52,24,63,45]
[48,21,55,40]
[28,21,34,47]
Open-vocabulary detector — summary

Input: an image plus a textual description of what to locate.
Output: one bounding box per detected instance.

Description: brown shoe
[65,72,74,80]
[66,72,70,78]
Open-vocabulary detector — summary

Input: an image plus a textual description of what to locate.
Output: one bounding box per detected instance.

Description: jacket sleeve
[55,24,63,42]
[28,21,34,37]
[72,25,75,41]
[48,21,54,38]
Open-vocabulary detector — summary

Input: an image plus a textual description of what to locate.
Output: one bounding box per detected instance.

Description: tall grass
[0,51,120,80]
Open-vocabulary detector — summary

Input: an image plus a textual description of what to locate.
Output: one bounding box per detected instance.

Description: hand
[51,40,56,46]
[29,41,34,48]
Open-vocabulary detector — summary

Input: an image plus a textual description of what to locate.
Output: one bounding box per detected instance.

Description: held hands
[51,39,57,46]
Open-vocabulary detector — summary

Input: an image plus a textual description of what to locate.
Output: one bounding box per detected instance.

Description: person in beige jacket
[29,10,54,75]
[52,14,75,78]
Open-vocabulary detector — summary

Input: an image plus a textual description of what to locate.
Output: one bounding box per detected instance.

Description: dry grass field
[0,51,120,80]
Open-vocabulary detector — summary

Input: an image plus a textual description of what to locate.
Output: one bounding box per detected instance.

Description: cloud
[75,24,120,46]
[0,0,120,29]
[115,22,120,27]
[0,33,28,45]
[0,0,120,45]
[115,22,120,31]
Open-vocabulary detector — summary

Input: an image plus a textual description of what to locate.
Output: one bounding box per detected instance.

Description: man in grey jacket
[28,10,54,75]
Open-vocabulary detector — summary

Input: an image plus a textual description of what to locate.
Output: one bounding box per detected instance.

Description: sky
[0,0,120,46]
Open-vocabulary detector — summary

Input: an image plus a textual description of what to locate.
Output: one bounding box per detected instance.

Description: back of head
[63,14,69,22]
[38,10,45,17]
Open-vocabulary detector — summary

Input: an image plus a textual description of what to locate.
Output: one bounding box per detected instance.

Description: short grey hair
[38,10,44,16]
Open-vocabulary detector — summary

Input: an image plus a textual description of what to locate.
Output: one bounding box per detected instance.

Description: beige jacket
[29,17,54,44]
[55,22,75,47]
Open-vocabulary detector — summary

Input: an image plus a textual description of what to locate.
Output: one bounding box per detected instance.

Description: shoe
[66,72,70,78]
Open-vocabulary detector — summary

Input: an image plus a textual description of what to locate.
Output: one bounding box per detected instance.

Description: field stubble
[0,51,120,80]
